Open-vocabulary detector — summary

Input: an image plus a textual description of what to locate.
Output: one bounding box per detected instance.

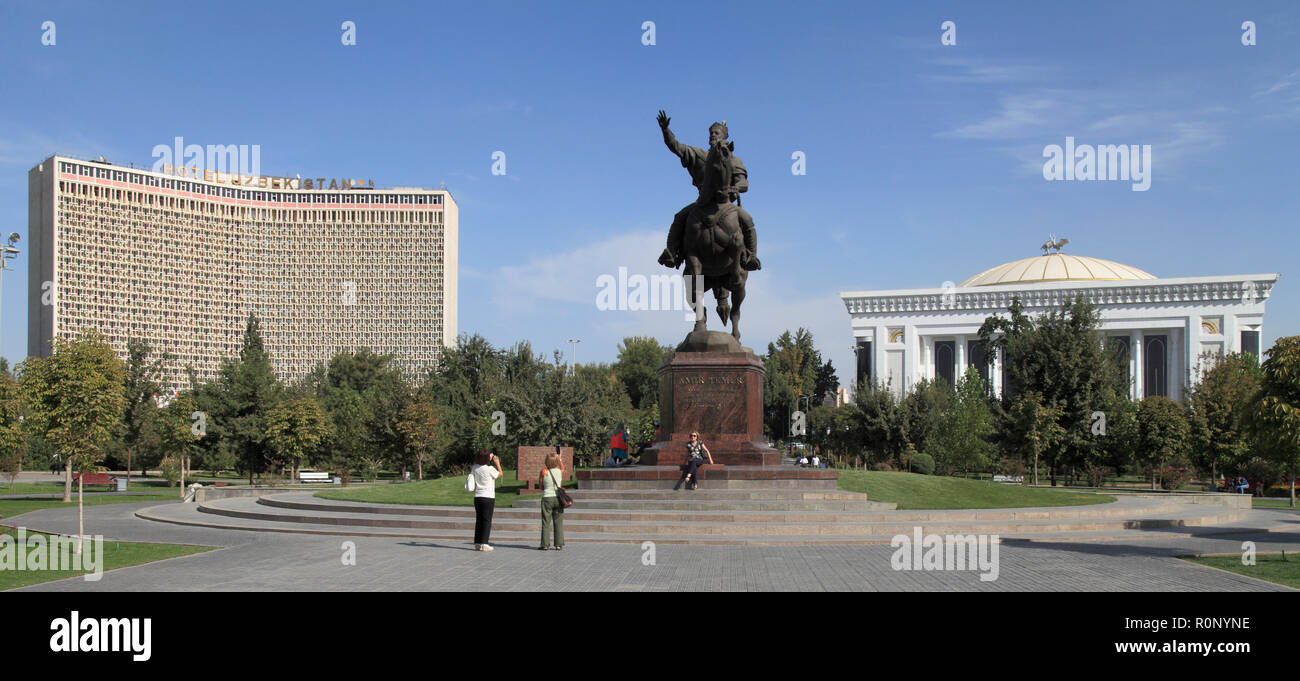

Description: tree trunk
[1291,462,1296,509]
[179,455,187,499]
[417,455,424,481]
[76,475,84,555]
[63,458,72,503]
[126,447,132,485]
[1033,452,1039,486]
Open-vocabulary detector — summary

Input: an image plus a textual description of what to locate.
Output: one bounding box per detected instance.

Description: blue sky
[0,1,1296,385]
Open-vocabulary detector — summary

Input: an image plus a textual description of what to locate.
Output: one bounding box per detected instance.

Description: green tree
[979,296,1127,485]
[1187,352,1262,482]
[763,328,832,440]
[613,337,671,409]
[900,378,952,460]
[265,393,331,481]
[1248,336,1300,506]
[853,379,908,465]
[156,393,203,495]
[396,396,440,480]
[17,332,125,551]
[1007,391,1065,486]
[219,314,280,484]
[933,367,996,476]
[1135,396,1192,490]
[116,339,170,482]
[0,362,24,490]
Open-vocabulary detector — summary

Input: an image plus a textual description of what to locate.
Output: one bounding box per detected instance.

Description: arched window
[1144,335,1167,398]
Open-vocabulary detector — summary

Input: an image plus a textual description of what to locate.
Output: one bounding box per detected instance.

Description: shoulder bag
[465,467,477,493]
[550,469,573,508]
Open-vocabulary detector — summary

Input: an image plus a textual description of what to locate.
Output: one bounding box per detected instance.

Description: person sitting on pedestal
[674,432,714,491]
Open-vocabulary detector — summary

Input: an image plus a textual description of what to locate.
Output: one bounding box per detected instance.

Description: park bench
[993,475,1025,484]
[72,472,116,489]
[298,472,333,484]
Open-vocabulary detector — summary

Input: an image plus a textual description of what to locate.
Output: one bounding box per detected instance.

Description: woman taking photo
[471,450,502,551]
[674,432,713,491]
[538,450,566,550]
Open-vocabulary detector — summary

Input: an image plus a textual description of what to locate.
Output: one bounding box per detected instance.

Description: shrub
[999,457,1027,477]
[1157,466,1192,491]
[1086,464,1110,488]
[911,452,935,476]
[159,456,181,487]
[871,460,897,472]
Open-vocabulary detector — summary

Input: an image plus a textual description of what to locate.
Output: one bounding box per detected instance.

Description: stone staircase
[134,484,1264,546]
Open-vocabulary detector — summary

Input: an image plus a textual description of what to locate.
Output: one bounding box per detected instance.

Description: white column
[874,325,887,389]
[905,324,918,393]
[1130,330,1143,400]
[992,347,1003,398]
[955,335,967,382]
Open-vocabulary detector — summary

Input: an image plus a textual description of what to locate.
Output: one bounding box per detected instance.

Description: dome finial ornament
[1041,235,1069,254]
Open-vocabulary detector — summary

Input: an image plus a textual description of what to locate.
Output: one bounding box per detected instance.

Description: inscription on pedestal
[677,371,745,425]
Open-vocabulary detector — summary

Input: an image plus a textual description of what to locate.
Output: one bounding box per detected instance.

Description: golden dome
[959,253,1156,287]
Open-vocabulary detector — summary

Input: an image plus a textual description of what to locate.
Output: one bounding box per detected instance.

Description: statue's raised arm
[657,110,681,156]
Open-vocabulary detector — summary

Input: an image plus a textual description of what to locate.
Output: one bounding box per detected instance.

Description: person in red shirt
[610,424,629,465]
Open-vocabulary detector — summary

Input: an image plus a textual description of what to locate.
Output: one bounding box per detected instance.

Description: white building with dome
[840,243,1278,402]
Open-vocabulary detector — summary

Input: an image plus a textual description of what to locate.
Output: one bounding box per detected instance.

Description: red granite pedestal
[638,333,781,467]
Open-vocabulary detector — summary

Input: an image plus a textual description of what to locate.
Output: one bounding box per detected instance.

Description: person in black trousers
[470,450,502,551]
[674,432,714,491]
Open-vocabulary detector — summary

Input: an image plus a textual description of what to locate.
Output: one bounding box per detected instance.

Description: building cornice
[840,274,1278,316]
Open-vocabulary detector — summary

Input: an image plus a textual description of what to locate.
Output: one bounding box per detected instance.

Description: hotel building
[841,246,1277,402]
[27,155,458,389]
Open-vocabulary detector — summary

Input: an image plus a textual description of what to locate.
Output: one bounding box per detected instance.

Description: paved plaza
[4,499,1298,592]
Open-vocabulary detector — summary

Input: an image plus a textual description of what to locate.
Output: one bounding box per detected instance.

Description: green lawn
[0,494,216,590]
[1182,553,1300,590]
[316,475,542,506]
[1252,498,1300,509]
[0,525,214,591]
[0,479,181,495]
[0,493,181,523]
[835,470,1114,509]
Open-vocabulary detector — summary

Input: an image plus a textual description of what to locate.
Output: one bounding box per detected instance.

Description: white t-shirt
[472,464,500,499]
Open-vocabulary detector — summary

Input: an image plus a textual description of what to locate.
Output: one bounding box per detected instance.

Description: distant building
[27,155,458,389]
[840,245,1277,401]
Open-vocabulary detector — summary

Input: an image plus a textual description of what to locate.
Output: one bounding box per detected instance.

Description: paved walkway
[5,500,1299,592]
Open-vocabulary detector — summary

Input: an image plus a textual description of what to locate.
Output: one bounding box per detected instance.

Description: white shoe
[480,544,494,552]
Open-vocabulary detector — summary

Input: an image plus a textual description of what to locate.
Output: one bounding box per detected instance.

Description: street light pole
[567,339,581,373]
[1,233,20,323]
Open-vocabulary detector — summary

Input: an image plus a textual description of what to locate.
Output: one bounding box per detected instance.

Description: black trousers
[683,458,703,482]
[473,497,495,545]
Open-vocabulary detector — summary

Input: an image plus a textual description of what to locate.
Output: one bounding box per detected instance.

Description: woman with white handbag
[467,450,502,551]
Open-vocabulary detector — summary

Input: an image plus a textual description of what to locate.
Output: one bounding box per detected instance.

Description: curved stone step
[190,495,1236,537]
[136,501,1263,545]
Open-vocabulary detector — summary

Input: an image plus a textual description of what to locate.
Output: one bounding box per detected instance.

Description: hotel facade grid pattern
[27,156,458,391]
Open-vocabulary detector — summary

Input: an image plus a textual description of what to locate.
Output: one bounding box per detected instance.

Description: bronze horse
[681,141,748,340]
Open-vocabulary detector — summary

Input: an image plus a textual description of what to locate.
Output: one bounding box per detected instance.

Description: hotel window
[934,340,956,388]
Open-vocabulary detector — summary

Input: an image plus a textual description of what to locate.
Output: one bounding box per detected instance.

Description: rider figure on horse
[656,110,760,272]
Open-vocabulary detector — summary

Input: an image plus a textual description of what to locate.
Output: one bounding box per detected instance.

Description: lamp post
[1,233,19,322]
[567,339,581,374]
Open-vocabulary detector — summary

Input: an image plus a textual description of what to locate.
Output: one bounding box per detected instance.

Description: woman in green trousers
[538,451,566,550]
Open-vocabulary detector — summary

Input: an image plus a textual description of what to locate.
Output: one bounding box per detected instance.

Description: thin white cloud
[940,95,1061,140]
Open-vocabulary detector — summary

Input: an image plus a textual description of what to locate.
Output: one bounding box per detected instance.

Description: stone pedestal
[639,332,780,467]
